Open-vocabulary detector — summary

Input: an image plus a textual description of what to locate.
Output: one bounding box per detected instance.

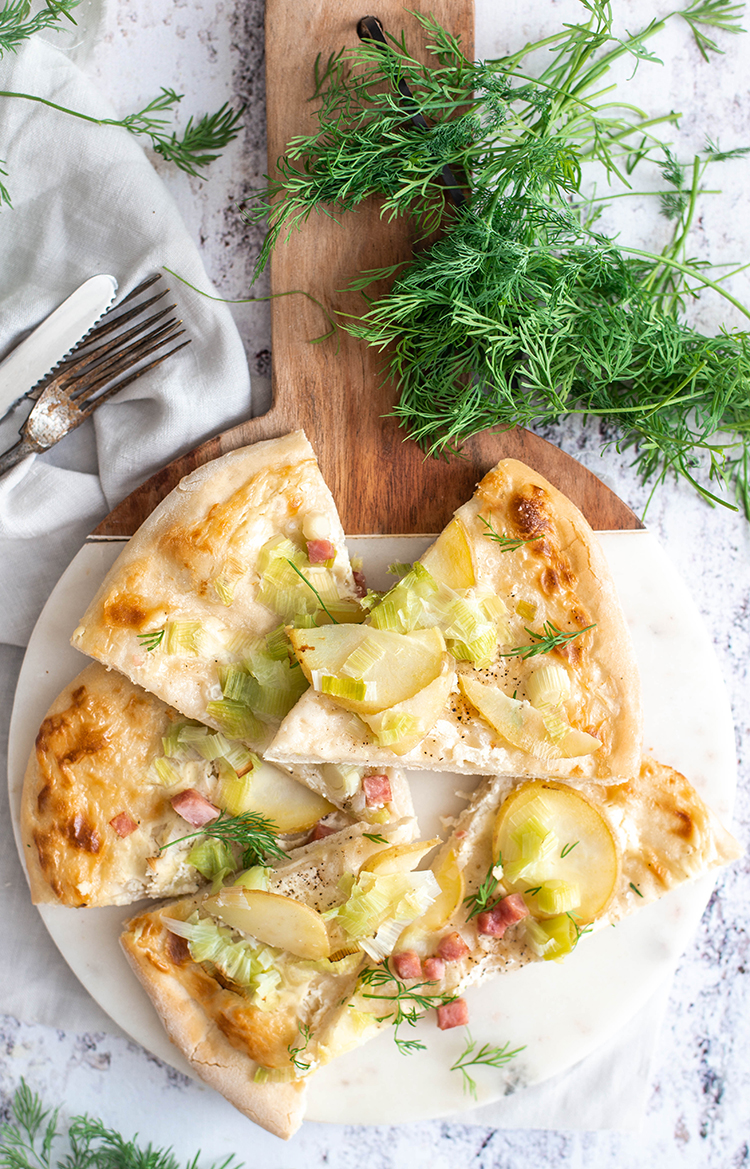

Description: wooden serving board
[93,0,643,539]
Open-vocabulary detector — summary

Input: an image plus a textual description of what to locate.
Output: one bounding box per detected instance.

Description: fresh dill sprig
[362,832,388,844]
[159,810,287,869]
[137,628,165,653]
[500,621,596,660]
[566,910,595,945]
[463,853,503,921]
[248,2,750,517]
[0,87,243,182]
[630,881,645,897]
[0,1080,241,1169]
[450,1031,526,1099]
[560,841,579,858]
[0,0,79,58]
[479,516,541,552]
[287,1022,313,1073]
[284,558,340,623]
[357,960,458,1054]
[146,99,245,179]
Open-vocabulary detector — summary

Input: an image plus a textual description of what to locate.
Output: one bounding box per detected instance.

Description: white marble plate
[7,530,736,1124]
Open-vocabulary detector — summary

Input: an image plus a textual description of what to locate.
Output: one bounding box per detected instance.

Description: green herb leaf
[0,1081,241,1169]
[0,0,79,59]
[357,959,457,1053]
[479,517,541,552]
[463,853,502,921]
[137,628,166,653]
[500,621,596,660]
[560,841,579,858]
[450,1031,525,1099]
[247,3,750,517]
[287,1022,313,1073]
[0,84,242,205]
[284,558,340,624]
[362,832,389,844]
[159,810,287,869]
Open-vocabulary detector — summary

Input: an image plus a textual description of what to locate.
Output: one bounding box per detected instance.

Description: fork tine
[69,323,186,403]
[65,289,172,353]
[57,306,179,385]
[76,338,192,419]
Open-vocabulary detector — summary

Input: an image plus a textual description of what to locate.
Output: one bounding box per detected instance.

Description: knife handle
[0,438,34,475]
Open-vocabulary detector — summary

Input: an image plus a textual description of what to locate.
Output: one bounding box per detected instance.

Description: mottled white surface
[0,0,749,1165]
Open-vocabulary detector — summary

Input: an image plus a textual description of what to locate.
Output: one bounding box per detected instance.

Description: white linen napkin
[0,36,668,1134]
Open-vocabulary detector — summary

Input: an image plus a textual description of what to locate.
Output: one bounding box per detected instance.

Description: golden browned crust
[71,433,357,748]
[603,755,742,907]
[20,663,193,907]
[120,916,307,1140]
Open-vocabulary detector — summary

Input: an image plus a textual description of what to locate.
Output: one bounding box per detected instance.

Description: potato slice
[492,780,619,923]
[204,887,331,960]
[420,518,475,589]
[418,848,465,930]
[459,676,600,760]
[362,654,455,755]
[361,838,440,875]
[227,760,334,833]
[460,675,557,758]
[289,625,447,715]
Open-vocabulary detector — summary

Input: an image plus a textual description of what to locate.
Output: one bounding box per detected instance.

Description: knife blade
[0,274,118,421]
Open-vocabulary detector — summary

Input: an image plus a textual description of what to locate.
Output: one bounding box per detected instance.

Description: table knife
[0,274,118,421]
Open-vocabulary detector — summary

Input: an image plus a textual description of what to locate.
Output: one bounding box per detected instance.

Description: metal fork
[0,274,191,475]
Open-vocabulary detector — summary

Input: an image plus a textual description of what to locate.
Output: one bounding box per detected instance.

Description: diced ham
[392,950,423,980]
[307,539,336,564]
[499,893,529,923]
[437,998,469,1030]
[422,956,445,981]
[476,907,508,937]
[311,820,338,841]
[170,788,221,827]
[363,773,392,807]
[109,812,137,838]
[437,931,470,962]
[353,569,367,598]
[476,894,530,938]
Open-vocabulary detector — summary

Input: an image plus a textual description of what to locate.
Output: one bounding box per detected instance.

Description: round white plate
[8,530,736,1124]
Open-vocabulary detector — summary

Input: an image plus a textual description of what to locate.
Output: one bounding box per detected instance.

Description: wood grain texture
[92,0,643,539]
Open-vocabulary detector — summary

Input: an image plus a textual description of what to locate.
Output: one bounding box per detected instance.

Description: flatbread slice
[267,459,642,781]
[120,819,431,1139]
[71,432,361,753]
[22,662,413,907]
[364,757,741,1017]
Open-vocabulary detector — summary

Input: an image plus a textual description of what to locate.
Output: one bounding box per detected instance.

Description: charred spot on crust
[509,487,552,537]
[662,805,695,840]
[104,597,149,628]
[60,729,107,768]
[554,641,582,667]
[67,814,101,854]
[540,567,560,595]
